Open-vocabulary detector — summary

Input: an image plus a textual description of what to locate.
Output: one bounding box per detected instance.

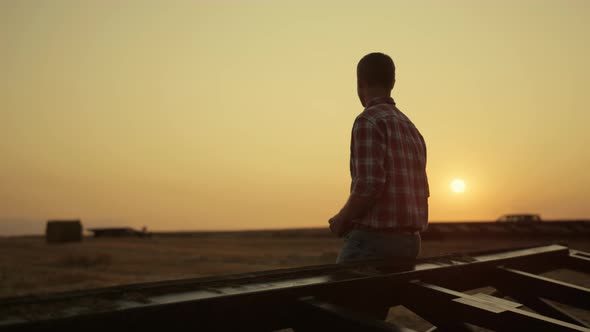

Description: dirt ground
[0,232,588,330]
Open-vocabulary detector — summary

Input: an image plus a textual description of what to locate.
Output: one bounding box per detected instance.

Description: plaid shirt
[350,96,429,231]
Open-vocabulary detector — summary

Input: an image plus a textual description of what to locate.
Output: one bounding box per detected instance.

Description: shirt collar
[366,96,395,108]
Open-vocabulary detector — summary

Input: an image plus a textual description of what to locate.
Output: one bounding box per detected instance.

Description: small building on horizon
[46,220,83,244]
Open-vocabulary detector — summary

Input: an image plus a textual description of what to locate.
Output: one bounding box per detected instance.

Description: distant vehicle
[496,214,542,223]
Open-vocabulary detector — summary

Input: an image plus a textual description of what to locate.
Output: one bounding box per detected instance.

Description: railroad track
[1,244,589,331]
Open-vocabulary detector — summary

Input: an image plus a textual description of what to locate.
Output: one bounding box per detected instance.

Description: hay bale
[46,220,83,244]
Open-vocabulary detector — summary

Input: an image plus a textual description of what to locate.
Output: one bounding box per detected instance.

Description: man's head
[356,52,396,107]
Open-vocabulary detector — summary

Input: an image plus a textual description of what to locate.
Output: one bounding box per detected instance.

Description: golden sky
[1,1,589,234]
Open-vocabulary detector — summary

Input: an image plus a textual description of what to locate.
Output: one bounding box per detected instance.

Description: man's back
[350,96,429,231]
[329,52,429,268]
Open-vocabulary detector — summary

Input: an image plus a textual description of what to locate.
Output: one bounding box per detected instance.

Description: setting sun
[451,179,466,193]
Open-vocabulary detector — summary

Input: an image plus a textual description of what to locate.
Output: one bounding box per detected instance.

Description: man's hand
[330,194,375,238]
[329,214,351,238]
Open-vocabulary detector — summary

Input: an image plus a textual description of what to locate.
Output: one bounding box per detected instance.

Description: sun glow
[451,179,466,193]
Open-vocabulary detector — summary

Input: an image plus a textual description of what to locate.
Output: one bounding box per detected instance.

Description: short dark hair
[357,52,396,90]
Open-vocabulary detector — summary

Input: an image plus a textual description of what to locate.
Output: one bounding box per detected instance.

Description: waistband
[351,223,420,234]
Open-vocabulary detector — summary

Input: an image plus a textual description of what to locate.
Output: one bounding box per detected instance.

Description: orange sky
[1,1,589,234]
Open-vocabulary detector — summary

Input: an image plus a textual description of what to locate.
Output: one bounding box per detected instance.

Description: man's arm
[329,194,375,236]
[330,117,386,237]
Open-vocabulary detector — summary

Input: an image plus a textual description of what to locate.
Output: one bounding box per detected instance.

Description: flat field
[1,229,588,298]
[1,230,589,330]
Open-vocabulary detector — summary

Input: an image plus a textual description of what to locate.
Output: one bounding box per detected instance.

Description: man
[329,52,429,264]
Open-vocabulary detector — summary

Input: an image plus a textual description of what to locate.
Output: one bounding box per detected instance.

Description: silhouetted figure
[328,52,429,318]
[329,52,430,257]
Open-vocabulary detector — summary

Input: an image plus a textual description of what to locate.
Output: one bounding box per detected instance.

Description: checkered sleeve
[351,116,387,198]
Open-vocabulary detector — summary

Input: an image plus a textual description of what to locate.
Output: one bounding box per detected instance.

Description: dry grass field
[1,230,589,298]
[1,230,588,330]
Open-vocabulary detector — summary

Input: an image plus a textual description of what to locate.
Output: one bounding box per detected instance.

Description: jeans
[336,229,421,263]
